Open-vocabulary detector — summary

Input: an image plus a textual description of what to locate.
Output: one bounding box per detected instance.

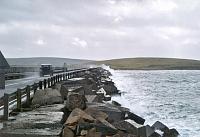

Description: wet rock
[62,126,74,137]
[102,81,118,95]
[97,88,106,95]
[85,95,102,103]
[117,106,130,115]
[113,120,138,134]
[126,111,145,125]
[152,121,169,133]
[66,93,87,111]
[112,101,121,107]
[85,107,108,120]
[149,132,161,137]
[113,119,154,137]
[163,128,179,137]
[96,92,105,100]
[104,95,111,101]
[138,125,154,137]
[65,108,95,130]
[32,88,63,106]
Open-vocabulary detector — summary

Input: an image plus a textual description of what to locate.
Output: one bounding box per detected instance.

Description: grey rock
[65,108,95,130]
[104,95,111,101]
[62,127,74,137]
[149,132,162,137]
[66,93,87,111]
[85,95,102,103]
[112,101,122,107]
[113,119,154,137]
[102,81,118,95]
[126,111,145,125]
[152,121,169,132]
[85,128,102,137]
[32,88,63,106]
[85,107,108,120]
[163,128,179,137]
[87,102,125,123]
[77,120,117,136]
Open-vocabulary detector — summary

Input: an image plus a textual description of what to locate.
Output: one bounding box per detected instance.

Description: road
[0,72,48,98]
[0,68,88,98]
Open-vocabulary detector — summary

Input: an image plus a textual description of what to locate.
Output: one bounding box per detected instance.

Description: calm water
[109,69,200,137]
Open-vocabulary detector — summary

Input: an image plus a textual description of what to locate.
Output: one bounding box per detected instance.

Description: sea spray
[110,70,200,137]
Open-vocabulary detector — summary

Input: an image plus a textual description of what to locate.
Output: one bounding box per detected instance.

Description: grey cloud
[1,0,200,60]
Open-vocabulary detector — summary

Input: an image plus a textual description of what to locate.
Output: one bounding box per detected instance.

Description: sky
[1,0,200,60]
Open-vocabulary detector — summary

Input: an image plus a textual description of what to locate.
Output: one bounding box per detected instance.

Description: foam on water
[110,69,200,137]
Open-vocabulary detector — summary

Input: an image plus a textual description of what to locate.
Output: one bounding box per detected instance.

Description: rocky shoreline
[0,67,179,137]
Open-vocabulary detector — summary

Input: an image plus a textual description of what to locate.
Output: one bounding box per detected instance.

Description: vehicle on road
[40,64,53,77]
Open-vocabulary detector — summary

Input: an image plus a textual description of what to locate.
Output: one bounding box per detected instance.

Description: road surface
[0,72,48,98]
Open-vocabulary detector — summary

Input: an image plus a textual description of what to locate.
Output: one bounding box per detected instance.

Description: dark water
[110,69,200,137]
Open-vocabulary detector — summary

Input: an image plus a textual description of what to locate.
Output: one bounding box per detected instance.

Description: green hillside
[96,58,200,70]
[6,57,92,67]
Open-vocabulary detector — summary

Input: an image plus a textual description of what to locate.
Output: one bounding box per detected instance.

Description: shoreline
[105,67,200,70]
[0,67,179,137]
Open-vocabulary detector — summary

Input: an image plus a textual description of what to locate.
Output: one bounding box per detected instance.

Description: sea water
[109,69,200,137]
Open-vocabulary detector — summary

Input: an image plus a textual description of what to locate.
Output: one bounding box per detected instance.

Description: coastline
[0,67,179,137]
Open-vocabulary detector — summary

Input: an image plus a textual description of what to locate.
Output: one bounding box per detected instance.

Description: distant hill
[95,58,200,70]
[6,57,92,67]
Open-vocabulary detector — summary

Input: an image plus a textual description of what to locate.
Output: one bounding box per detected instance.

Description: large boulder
[61,78,98,95]
[60,85,85,99]
[152,121,169,132]
[151,121,179,137]
[85,107,108,120]
[163,128,179,137]
[85,128,102,137]
[62,126,74,137]
[113,119,154,137]
[149,132,161,137]
[65,108,95,130]
[32,88,63,106]
[125,111,145,125]
[66,93,87,111]
[104,95,111,101]
[76,120,117,136]
[87,102,125,123]
[112,101,122,107]
[101,81,118,95]
[57,83,85,99]
[110,131,138,137]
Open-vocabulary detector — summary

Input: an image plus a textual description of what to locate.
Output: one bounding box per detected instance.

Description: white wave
[101,64,115,75]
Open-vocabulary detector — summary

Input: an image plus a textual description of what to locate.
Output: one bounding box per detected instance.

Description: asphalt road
[0,68,88,98]
[0,72,48,98]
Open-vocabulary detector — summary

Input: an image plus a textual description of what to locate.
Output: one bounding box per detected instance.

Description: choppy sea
[107,68,200,137]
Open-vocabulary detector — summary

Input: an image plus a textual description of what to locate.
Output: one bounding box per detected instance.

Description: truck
[40,64,53,77]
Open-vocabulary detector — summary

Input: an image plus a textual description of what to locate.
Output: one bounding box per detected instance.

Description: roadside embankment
[0,67,179,137]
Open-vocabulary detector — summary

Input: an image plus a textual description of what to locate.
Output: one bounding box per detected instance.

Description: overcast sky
[1,0,200,60]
